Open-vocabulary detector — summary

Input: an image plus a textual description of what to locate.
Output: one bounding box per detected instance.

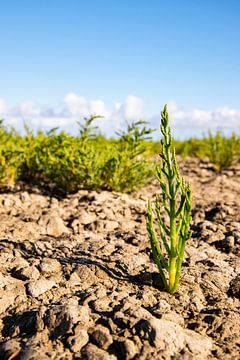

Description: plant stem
[147,104,192,294]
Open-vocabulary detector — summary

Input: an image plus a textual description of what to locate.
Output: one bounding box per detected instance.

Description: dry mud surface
[0,158,240,360]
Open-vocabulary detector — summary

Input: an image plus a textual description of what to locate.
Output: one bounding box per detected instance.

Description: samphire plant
[147,105,192,294]
[100,120,155,192]
[206,130,239,172]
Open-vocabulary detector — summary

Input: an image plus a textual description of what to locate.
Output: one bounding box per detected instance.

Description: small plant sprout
[147,105,192,294]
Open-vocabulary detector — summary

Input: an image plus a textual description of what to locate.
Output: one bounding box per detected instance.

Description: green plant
[100,120,155,192]
[146,105,192,294]
[206,130,239,171]
[1,110,240,195]
[77,114,102,141]
[0,120,22,185]
[19,116,107,192]
[173,138,206,159]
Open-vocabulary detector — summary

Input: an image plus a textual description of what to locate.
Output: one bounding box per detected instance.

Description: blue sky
[0,0,240,138]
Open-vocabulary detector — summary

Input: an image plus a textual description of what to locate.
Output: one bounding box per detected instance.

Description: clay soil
[0,158,239,360]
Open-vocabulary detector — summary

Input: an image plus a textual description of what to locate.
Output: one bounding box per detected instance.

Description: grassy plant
[1,112,240,193]
[146,105,192,294]
[100,120,155,192]
[145,131,240,168]
[206,130,240,171]
[174,138,206,159]
[16,116,155,193]
[0,120,22,185]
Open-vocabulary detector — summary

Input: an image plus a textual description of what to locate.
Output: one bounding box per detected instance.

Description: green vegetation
[205,131,240,171]
[0,117,155,193]
[144,131,240,171]
[0,114,240,193]
[100,120,154,192]
[147,105,192,294]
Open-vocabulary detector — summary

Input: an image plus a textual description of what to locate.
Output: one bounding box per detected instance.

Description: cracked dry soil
[0,158,240,360]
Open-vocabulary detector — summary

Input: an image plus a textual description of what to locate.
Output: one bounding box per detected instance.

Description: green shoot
[100,120,155,192]
[206,130,239,171]
[146,105,192,294]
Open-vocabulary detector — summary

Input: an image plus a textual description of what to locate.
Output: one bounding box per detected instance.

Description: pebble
[13,265,40,281]
[82,343,117,360]
[27,277,57,297]
[38,212,69,237]
[136,318,212,359]
[44,301,91,338]
[121,339,138,360]
[67,329,89,353]
[80,210,96,225]
[46,215,69,237]
[39,258,62,276]
[103,220,119,232]
[229,275,240,298]
[91,325,113,349]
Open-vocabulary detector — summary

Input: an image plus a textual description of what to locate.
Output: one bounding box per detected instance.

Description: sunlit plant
[147,105,192,294]
[100,120,155,192]
[207,130,239,172]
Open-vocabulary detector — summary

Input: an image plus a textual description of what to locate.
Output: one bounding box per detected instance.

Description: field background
[1,117,240,193]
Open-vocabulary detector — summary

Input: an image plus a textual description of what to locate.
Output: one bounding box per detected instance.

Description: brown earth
[0,158,239,360]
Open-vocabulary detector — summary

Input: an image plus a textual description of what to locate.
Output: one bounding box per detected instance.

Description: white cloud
[167,100,179,113]
[114,102,122,111]
[19,102,39,117]
[0,95,240,138]
[0,94,145,135]
[165,101,240,129]
[64,93,89,117]
[90,100,109,118]
[35,116,72,128]
[64,93,109,118]
[151,101,240,139]
[101,95,145,134]
[123,95,145,120]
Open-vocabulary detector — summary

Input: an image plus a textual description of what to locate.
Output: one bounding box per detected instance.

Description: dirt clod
[0,158,239,359]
